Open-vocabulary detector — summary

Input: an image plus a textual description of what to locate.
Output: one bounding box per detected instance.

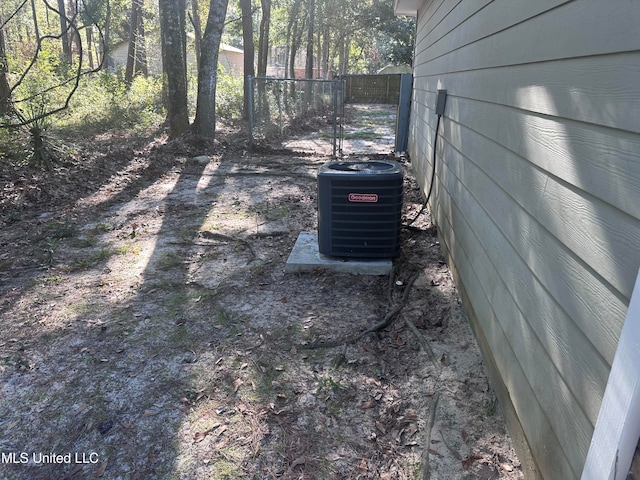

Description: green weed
[42,238,61,266]
[315,374,346,395]
[113,243,141,256]
[72,236,98,248]
[68,247,113,271]
[485,396,497,417]
[45,219,77,239]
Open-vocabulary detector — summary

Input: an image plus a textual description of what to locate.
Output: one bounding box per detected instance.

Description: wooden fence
[343,74,402,104]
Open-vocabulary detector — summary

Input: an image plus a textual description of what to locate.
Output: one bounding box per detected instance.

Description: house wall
[406,0,640,478]
[111,37,243,76]
[219,50,243,75]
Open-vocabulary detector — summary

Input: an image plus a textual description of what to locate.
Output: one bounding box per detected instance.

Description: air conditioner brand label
[348,193,378,203]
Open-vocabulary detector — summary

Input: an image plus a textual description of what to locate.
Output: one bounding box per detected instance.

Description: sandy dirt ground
[0,105,524,479]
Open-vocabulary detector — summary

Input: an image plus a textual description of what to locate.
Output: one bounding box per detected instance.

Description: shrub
[214,66,243,122]
[56,72,164,137]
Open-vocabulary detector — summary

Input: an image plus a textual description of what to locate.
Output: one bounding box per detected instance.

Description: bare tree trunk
[338,31,350,75]
[319,8,330,78]
[159,0,189,138]
[30,0,41,44]
[240,0,254,119]
[124,0,140,85]
[135,11,147,77]
[85,26,94,70]
[289,20,300,79]
[305,0,314,78]
[0,15,11,116]
[67,0,81,57]
[316,25,322,78]
[284,16,291,78]
[257,0,270,76]
[285,0,303,78]
[190,0,202,72]
[57,0,72,65]
[192,0,229,138]
[102,0,111,70]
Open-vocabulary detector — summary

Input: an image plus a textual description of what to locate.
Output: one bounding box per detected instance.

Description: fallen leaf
[67,464,83,478]
[440,353,450,366]
[193,422,220,443]
[360,401,377,409]
[183,351,197,364]
[233,378,244,392]
[461,429,468,443]
[74,403,90,416]
[404,423,419,439]
[287,456,306,472]
[462,453,483,470]
[6,420,19,430]
[501,463,514,472]
[427,448,443,457]
[95,460,108,477]
[375,421,386,434]
[193,430,211,443]
[358,458,368,475]
[326,452,341,461]
[143,409,162,417]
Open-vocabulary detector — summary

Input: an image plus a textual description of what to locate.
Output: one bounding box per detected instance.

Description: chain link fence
[248,76,344,156]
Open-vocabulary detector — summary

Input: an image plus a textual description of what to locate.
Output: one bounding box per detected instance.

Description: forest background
[0,0,414,166]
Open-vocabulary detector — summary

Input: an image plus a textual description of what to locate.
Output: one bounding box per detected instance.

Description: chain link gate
[248,76,345,157]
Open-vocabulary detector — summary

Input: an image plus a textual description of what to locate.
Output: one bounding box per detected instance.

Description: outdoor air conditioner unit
[317,160,404,258]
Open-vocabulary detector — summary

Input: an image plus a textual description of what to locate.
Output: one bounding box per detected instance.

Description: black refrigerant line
[404,89,447,228]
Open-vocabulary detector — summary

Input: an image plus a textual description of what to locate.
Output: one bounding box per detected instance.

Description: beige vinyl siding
[407,0,640,478]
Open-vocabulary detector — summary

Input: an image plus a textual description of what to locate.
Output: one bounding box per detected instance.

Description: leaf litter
[0,107,523,479]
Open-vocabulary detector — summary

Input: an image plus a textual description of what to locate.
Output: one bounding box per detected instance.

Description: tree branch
[1,0,105,129]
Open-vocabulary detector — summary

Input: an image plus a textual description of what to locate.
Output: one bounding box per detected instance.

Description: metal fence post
[332,80,338,157]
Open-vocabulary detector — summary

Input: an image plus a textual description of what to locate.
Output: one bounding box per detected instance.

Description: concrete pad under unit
[285,232,393,275]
